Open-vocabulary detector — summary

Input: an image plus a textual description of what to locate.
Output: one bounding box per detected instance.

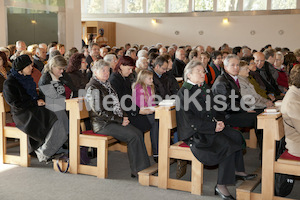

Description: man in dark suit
[172,48,186,77]
[211,54,262,151]
[151,56,169,100]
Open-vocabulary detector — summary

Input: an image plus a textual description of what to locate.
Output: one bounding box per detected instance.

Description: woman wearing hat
[3,54,68,162]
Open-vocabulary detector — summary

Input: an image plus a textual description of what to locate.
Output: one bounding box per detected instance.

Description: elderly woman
[274,51,288,93]
[66,53,89,91]
[281,64,300,157]
[177,60,256,200]
[238,60,273,109]
[135,57,148,75]
[85,59,150,177]
[39,55,77,135]
[3,55,67,162]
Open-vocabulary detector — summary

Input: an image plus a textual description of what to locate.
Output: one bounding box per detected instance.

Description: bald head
[253,52,265,69]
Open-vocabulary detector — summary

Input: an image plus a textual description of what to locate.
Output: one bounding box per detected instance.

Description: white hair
[137,50,148,58]
[104,54,116,63]
[136,57,147,69]
[223,54,240,67]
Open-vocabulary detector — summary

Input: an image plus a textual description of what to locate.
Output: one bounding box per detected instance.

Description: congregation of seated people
[1,40,300,200]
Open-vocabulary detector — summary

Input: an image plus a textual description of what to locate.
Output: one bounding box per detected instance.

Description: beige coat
[281,85,300,157]
[238,75,269,109]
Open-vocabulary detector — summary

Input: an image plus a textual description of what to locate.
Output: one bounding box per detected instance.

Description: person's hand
[122,117,130,126]
[215,121,225,132]
[266,100,274,108]
[37,99,45,106]
[268,94,276,101]
[139,108,154,115]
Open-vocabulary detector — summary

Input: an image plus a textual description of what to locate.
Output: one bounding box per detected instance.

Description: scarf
[93,77,123,118]
[10,68,38,101]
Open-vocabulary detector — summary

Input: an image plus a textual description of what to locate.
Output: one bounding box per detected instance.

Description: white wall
[85,14,300,51]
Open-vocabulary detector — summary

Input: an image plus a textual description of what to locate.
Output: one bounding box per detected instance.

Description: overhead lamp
[222,18,229,24]
[151,19,157,24]
[31,20,37,24]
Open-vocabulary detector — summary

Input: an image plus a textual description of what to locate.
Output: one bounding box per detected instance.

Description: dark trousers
[225,111,263,152]
[147,114,159,155]
[96,123,150,173]
[217,128,245,185]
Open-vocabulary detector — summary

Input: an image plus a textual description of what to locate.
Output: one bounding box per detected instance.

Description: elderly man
[10,41,27,61]
[125,48,137,61]
[253,52,281,97]
[212,54,262,153]
[172,48,186,77]
[33,47,47,71]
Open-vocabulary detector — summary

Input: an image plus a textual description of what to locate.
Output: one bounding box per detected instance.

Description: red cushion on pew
[82,130,108,137]
[179,142,189,148]
[280,150,300,161]
[6,122,16,127]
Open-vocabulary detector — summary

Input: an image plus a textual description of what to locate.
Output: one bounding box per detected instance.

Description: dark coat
[176,82,242,166]
[172,58,186,77]
[256,62,281,96]
[151,69,168,99]
[3,74,57,150]
[85,78,124,133]
[211,71,244,119]
[210,62,222,77]
[67,70,89,91]
[33,55,45,72]
[109,72,151,132]
[162,70,180,96]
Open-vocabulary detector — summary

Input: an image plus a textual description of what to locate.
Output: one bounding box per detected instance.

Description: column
[63,0,82,51]
[0,1,8,46]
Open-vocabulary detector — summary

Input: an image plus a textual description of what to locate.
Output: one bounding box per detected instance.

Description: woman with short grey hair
[86,59,150,177]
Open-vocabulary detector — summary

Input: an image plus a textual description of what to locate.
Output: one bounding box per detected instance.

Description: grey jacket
[238,75,269,109]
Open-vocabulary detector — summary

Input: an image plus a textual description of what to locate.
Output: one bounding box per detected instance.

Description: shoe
[235,174,257,181]
[131,172,138,178]
[176,160,187,179]
[214,185,236,200]
[153,155,158,163]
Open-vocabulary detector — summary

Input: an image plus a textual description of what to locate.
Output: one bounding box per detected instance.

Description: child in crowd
[133,70,159,162]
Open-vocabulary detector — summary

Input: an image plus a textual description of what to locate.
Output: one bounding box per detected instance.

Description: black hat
[12,54,32,71]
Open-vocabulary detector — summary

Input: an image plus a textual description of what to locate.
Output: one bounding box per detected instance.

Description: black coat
[3,74,57,150]
[109,72,151,132]
[162,70,180,96]
[176,82,242,166]
[172,58,186,77]
[211,71,244,119]
[151,69,168,99]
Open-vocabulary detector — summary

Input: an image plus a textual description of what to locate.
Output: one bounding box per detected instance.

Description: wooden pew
[53,97,152,177]
[0,93,30,167]
[139,105,204,195]
[236,112,300,200]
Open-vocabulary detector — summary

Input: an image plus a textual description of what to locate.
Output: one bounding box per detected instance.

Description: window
[107,0,122,13]
[126,0,143,13]
[272,0,297,10]
[148,0,165,13]
[243,0,267,11]
[194,0,213,11]
[217,0,239,11]
[84,0,104,13]
[169,0,189,13]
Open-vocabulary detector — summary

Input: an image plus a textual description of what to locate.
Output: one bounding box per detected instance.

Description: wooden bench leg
[191,157,203,195]
[97,140,108,178]
[19,134,30,167]
[246,129,257,149]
